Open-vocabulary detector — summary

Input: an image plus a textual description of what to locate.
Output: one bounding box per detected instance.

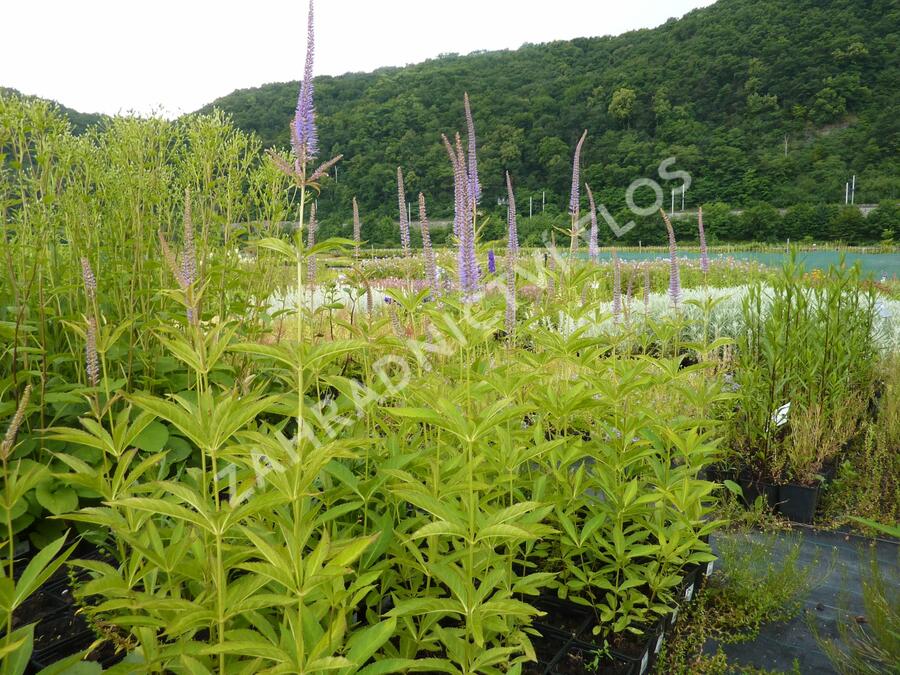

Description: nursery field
[1,5,898,674]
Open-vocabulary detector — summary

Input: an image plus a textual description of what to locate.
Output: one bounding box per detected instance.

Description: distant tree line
[309,201,898,249]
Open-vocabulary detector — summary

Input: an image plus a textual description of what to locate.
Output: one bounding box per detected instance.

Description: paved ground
[704,528,898,673]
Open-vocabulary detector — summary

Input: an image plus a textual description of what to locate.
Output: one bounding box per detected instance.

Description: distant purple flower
[643,264,651,312]
[625,266,635,307]
[488,249,496,274]
[352,197,361,260]
[418,192,439,295]
[698,205,709,275]
[292,0,318,164]
[397,167,411,257]
[464,93,480,205]
[568,130,587,218]
[585,183,599,263]
[612,249,622,321]
[505,171,519,259]
[661,209,681,307]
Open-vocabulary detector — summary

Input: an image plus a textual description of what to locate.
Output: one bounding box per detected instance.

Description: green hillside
[197,0,898,234]
[0,87,106,134]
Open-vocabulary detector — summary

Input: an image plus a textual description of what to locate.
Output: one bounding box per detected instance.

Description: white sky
[5,0,715,117]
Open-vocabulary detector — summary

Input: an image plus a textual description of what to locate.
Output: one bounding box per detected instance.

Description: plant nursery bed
[703,529,899,673]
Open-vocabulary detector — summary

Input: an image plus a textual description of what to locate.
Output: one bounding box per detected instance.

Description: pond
[586,250,899,278]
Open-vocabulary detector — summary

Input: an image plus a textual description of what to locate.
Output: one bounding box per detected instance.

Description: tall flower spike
[612,249,622,322]
[505,171,519,259]
[568,130,588,218]
[643,264,651,313]
[698,206,709,275]
[86,316,100,387]
[625,266,635,308]
[1,384,31,460]
[81,257,97,301]
[464,92,481,204]
[352,197,361,261]
[585,183,599,263]
[397,167,411,257]
[487,249,496,274]
[293,0,318,164]
[452,133,477,295]
[661,209,681,307]
[418,193,439,296]
[442,134,463,239]
[181,188,196,288]
[307,201,317,285]
[158,231,180,286]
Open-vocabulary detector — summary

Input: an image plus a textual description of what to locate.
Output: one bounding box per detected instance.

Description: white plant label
[655,633,664,654]
[640,650,649,674]
[684,582,695,601]
[772,401,790,427]
[706,561,715,576]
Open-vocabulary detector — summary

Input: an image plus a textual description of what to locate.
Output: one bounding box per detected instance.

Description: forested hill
[0,88,106,134]
[198,0,898,226]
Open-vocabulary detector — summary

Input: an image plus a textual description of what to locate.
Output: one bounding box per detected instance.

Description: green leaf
[35,481,79,516]
[133,421,169,453]
[36,654,102,675]
[723,479,743,497]
[0,623,33,675]
[340,618,396,674]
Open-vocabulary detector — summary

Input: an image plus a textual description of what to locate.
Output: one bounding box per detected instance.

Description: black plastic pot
[532,595,594,642]
[738,475,779,510]
[550,617,664,675]
[777,482,820,524]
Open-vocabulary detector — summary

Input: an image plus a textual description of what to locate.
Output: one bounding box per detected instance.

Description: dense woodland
[5,0,899,246]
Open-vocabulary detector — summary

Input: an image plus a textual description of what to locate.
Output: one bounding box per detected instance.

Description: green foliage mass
[197,0,899,234]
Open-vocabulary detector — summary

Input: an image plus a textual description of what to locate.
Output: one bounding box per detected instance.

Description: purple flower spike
[505,171,519,259]
[397,167,411,257]
[86,317,99,387]
[698,206,709,275]
[643,264,651,312]
[585,183,599,263]
[418,193,439,296]
[292,0,318,164]
[488,249,496,274]
[568,130,587,218]
[447,132,477,296]
[352,197,361,260]
[661,209,681,307]
[81,257,96,301]
[612,249,622,321]
[464,93,481,205]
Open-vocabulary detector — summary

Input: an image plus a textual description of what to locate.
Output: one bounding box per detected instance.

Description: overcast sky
[5,0,715,117]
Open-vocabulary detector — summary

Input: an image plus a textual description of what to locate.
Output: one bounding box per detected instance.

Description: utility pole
[784,134,788,157]
[542,191,545,213]
[845,182,849,205]
[671,188,675,216]
[334,165,338,183]
[681,184,685,211]
[851,175,856,205]
[529,196,533,218]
